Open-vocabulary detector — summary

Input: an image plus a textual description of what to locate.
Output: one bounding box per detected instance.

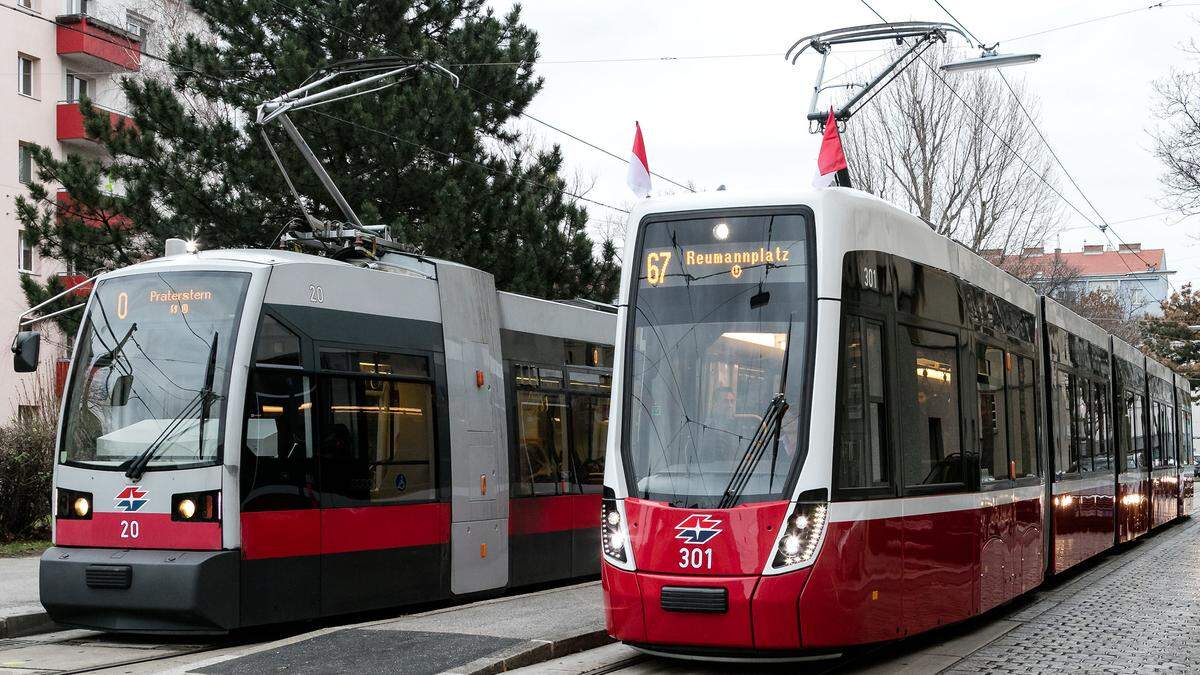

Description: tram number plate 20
[679,547,713,569]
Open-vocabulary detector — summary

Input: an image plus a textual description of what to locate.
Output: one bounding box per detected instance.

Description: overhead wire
[265,0,694,193]
[925,0,1180,302]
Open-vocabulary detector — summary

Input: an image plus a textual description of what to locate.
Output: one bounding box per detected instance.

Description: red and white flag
[812,108,850,188]
[626,121,652,198]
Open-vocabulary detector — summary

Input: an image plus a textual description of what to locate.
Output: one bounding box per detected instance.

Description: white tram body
[600,188,1193,657]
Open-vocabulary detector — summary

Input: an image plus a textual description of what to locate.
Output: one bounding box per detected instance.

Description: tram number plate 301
[679,547,713,569]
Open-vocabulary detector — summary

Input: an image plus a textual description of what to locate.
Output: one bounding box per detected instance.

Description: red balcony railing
[57,190,132,231]
[56,14,141,71]
[57,272,94,298]
[56,102,135,143]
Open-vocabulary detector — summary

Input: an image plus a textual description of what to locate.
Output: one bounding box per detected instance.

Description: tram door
[438,263,510,595]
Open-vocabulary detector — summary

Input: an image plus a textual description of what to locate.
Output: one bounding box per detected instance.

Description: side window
[1133,394,1146,468]
[242,369,317,511]
[514,387,568,496]
[1123,390,1137,470]
[1007,355,1038,479]
[1071,376,1090,473]
[835,316,890,491]
[1093,383,1111,472]
[318,359,437,505]
[255,315,302,366]
[977,345,1008,484]
[1165,406,1177,467]
[569,394,609,491]
[1147,398,1156,468]
[1054,370,1072,478]
[898,326,961,487]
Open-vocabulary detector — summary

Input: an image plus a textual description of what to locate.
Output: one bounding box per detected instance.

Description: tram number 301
[120,520,140,539]
[679,547,713,569]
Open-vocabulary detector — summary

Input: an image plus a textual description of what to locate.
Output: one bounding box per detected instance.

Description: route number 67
[679,547,713,569]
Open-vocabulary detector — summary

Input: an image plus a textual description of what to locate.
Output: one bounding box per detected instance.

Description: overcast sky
[488,0,1200,299]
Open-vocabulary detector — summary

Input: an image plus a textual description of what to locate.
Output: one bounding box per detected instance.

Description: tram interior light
[772,500,828,569]
[712,222,730,240]
[56,488,93,521]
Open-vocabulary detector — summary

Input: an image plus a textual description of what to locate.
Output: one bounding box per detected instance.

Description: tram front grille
[660,586,727,613]
[85,565,132,590]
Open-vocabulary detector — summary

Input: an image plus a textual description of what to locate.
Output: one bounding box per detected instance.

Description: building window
[72,0,91,15]
[65,73,90,102]
[18,231,34,272]
[18,55,35,97]
[126,12,151,41]
[18,143,34,184]
[16,0,35,12]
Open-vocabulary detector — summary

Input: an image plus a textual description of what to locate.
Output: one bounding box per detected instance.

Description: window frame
[17,230,34,272]
[832,310,898,501]
[17,55,35,98]
[18,142,33,185]
[314,338,440,508]
[895,320,969,496]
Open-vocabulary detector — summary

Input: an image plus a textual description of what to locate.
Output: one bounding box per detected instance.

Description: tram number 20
[679,547,713,569]
[120,520,140,539]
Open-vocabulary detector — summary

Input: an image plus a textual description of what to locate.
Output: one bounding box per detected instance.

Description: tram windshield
[624,213,812,508]
[59,271,250,470]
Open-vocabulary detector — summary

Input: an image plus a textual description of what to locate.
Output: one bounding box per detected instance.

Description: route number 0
[679,547,712,569]
[120,520,139,539]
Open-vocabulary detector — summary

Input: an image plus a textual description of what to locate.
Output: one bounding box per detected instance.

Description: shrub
[0,374,57,542]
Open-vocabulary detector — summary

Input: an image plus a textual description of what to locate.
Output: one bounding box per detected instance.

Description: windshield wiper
[716,394,789,509]
[717,309,795,509]
[123,332,220,481]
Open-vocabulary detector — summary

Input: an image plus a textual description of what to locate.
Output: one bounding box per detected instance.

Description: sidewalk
[188,581,609,675]
[0,554,54,638]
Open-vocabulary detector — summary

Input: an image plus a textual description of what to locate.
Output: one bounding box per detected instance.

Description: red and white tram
[16,246,615,633]
[600,188,1194,659]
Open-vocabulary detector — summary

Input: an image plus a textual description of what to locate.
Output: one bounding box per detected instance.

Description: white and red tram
[600,188,1194,658]
[16,247,616,633]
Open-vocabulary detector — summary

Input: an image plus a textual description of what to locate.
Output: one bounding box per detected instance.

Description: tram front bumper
[40,547,239,634]
[602,563,812,651]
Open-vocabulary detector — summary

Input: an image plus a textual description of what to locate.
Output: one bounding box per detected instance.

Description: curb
[451,629,614,675]
[0,610,57,639]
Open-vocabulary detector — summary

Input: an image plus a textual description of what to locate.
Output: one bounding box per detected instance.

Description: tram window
[1092,383,1111,472]
[1133,394,1146,468]
[898,326,962,488]
[1185,412,1195,466]
[565,341,614,368]
[1122,390,1137,470]
[320,348,429,378]
[1150,402,1162,468]
[1165,406,1177,467]
[1072,376,1092,473]
[319,376,436,505]
[514,389,568,496]
[570,395,609,490]
[1007,355,1037,479]
[241,369,317,511]
[255,315,302,367]
[835,317,890,491]
[977,346,1009,484]
[1053,371,1074,477]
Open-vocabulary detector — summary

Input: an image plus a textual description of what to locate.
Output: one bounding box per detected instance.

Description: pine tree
[16,0,620,337]
[1141,283,1200,389]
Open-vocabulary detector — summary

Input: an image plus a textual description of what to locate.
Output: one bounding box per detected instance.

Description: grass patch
[0,540,50,558]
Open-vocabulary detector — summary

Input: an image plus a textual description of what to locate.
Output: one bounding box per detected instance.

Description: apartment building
[3,0,199,422]
[999,243,1175,318]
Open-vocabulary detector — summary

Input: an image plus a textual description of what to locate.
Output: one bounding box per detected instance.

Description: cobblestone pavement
[942,517,1200,675]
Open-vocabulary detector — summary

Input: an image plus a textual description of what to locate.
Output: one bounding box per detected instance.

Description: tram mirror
[12,331,40,373]
[110,374,133,407]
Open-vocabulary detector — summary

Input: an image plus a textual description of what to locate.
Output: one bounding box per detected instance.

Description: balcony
[56,14,141,72]
[57,102,135,147]
[56,190,132,231]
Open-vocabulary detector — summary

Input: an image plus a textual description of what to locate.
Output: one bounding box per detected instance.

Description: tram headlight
[770,498,828,571]
[171,490,220,522]
[601,487,631,566]
[56,489,93,521]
